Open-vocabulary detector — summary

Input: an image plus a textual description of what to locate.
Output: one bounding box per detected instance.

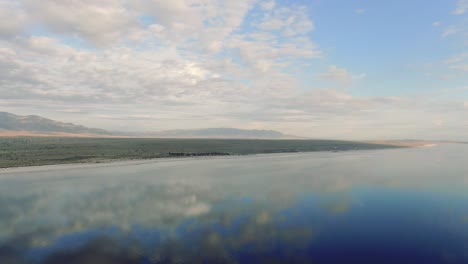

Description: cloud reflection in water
[0,145,468,263]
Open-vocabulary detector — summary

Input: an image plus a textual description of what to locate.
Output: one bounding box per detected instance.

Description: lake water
[0,144,467,263]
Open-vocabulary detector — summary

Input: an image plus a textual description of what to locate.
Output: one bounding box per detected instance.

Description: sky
[0,0,467,140]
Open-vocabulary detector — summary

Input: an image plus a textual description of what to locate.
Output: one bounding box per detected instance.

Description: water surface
[0,145,467,263]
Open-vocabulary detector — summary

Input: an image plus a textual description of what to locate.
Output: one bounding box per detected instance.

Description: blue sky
[0,0,467,139]
[313,0,466,95]
[267,0,468,97]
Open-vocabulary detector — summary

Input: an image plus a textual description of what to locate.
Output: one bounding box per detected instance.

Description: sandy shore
[362,140,442,147]
[0,147,406,174]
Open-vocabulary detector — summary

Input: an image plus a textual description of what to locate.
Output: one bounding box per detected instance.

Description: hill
[0,112,112,136]
[0,112,297,139]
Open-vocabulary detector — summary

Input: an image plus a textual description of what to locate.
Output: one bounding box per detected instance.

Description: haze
[1,0,467,140]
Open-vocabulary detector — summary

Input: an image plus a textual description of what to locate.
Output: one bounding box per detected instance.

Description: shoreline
[0,138,409,170]
[0,147,410,173]
[6,138,460,172]
[361,140,442,147]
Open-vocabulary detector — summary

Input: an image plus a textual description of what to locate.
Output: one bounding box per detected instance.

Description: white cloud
[451,64,468,71]
[2,0,257,49]
[24,0,138,45]
[355,8,365,14]
[260,0,275,11]
[441,26,461,37]
[226,34,321,73]
[445,53,468,72]
[255,5,315,36]
[0,0,28,38]
[454,0,468,15]
[445,52,468,64]
[319,65,364,86]
[130,0,257,52]
[0,0,467,140]
[432,21,441,27]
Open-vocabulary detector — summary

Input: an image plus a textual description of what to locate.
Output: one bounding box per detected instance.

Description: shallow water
[0,145,467,263]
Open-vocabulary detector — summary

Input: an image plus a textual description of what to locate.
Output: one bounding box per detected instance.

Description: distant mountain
[143,128,299,139]
[0,112,112,135]
[0,112,298,139]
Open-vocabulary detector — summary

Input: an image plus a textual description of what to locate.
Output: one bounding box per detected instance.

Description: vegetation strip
[0,137,403,168]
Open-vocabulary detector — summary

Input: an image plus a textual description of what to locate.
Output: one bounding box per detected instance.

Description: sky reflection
[0,145,467,263]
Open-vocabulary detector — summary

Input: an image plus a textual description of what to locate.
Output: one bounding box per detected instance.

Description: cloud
[454,0,468,15]
[3,0,258,49]
[451,64,468,71]
[441,26,462,37]
[260,0,275,11]
[24,0,138,45]
[445,53,468,72]
[255,5,315,36]
[130,0,258,53]
[319,65,364,86]
[445,52,468,64]
[0,1,467,139]
[226,33,321,73]
[432,21,441,27]
[0,1,28,39]
[355,8,366,14]
[1,32,466,139]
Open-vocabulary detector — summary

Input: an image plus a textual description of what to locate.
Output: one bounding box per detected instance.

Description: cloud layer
[0,0,467,139]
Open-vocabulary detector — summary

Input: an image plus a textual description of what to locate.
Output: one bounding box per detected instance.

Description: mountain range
[0,112,111,136]
[0,112,296,139]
